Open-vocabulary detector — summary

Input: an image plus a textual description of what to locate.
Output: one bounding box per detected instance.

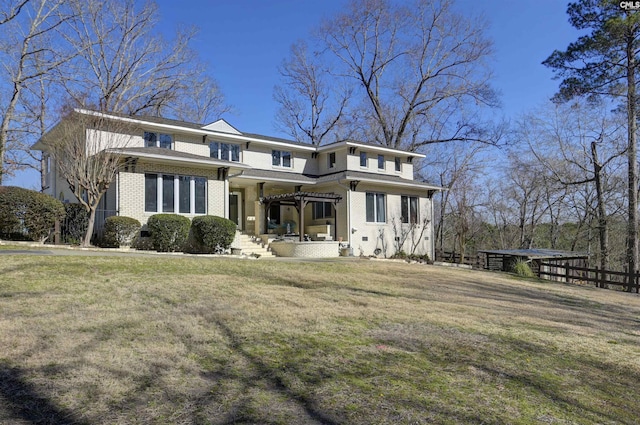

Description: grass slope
[1,253,639,424]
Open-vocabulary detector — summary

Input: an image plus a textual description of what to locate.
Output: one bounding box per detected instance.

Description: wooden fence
[435,250,485,269]
[538,261,640,293]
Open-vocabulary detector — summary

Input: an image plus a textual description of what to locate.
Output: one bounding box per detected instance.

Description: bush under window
[185,215,236,254]
[102,216,141,248]
[147,214,191,252]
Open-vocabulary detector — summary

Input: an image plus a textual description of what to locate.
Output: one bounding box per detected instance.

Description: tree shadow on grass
[203,318,341,425]
[0,362,89,425]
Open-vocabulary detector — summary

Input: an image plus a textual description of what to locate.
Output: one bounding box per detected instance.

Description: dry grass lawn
[1,251,640,424]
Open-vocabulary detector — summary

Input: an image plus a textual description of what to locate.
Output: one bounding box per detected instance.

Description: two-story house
[35,109,441,258]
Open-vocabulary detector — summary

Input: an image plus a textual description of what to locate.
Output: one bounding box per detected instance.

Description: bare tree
[0,0,30,26]
[316,0,498,150]
[517,101,626,270]
[42,109,135,246]
[0,0,73,183]
[274,41,351,145]
[60,0,226,119]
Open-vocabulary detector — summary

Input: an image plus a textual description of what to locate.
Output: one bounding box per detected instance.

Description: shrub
[61,203,89,245]
[147,214,191,252]
[391,250,407,259]
[186,215,236,254]
[0,186,65,242]
[513,260,534,278]
[102,216,141,248]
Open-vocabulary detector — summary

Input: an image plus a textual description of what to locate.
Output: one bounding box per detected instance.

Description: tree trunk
[626,34,638,292]
[83,205,97,248]
[591,141,609,272]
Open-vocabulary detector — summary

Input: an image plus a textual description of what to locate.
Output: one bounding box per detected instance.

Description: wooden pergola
[260,191,342,242]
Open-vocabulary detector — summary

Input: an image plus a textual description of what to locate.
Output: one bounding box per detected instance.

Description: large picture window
[401,195,419,224]
[366,192,386,223]
[272,150,291,167]
[209,142,240,162]
[145,173,207,214]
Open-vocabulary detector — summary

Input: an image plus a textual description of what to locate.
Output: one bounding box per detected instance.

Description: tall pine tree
[544,0,640,287]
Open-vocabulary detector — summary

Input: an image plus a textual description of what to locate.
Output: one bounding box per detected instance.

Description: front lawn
[1,254,639,424]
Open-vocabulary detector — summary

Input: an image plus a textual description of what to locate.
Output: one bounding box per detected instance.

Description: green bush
[102,216,141,247]
[0,186,65,242]
[185,215,237,254]
[61,203,89,244]
[147,214,191,252]
[513,260,534,278]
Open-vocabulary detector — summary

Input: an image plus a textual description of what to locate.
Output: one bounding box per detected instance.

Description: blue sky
[7,0,580,188]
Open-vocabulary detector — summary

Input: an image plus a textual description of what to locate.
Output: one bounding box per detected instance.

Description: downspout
[336,180,351,246]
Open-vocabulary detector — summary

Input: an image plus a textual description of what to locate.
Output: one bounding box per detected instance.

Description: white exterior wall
[174,135,209,156]
[319,149,348,174]
[242,144,316,174]
[349,184,433,259]
[86,129,143,155]
[118,162,224,225]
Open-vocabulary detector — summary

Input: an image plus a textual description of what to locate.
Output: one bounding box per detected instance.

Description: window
[209,142,240,162]
[145,173,207,214]
[378,154,385,170]
[179,175,190,213]
[43,155,51,188]
[395,157,401,172]
[401,195,419,224]
[194,177,206,214]
[360,151,367,167]
[272,150,291,167]
[313,202,334,220]
[366,192,386,223]
[162,175,174,212]
[144,131,172,149]
[145,174,158,212]
[328,152,336,169]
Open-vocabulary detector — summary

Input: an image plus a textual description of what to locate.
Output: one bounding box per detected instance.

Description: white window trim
[146,173,207,215]
[366,192,386,223]
[209,141,241,162]
[272,150,292,168]
[401,195,419,224]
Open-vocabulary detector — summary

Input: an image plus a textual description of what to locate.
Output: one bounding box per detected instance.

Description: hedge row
[0,186,65,242]
[146,214,236,253]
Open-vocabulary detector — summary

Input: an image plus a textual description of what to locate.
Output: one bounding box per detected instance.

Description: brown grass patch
[1,254,640,424]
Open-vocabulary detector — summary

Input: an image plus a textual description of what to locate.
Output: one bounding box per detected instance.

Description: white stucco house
[34,109,441,258]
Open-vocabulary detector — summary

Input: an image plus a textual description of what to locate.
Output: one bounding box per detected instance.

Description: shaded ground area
[1,253,639,424]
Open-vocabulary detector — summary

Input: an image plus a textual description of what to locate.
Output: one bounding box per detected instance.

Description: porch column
[299,198,308,242]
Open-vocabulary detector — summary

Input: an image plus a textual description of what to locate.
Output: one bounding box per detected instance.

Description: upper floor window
[210,141,240,162]
[144,131,172,149]
[366,192,386,223]
[395,157,402,172]
[378,154,385,170]
[328,152,336,169]
[272,150,291,168]
[360,151,367,167]
[401,195,419,224]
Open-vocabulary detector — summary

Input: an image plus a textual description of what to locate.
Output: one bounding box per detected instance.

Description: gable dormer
[202,119,242,134]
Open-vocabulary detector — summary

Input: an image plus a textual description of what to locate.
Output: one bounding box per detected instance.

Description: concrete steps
[231,232,276,258]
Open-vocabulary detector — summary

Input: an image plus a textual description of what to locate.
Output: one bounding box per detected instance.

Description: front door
[229,191,242,230]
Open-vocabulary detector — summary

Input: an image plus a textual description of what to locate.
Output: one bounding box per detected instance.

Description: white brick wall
[118,162,224,225]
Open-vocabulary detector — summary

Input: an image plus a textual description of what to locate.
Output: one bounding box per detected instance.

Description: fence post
[565,262,570,283]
